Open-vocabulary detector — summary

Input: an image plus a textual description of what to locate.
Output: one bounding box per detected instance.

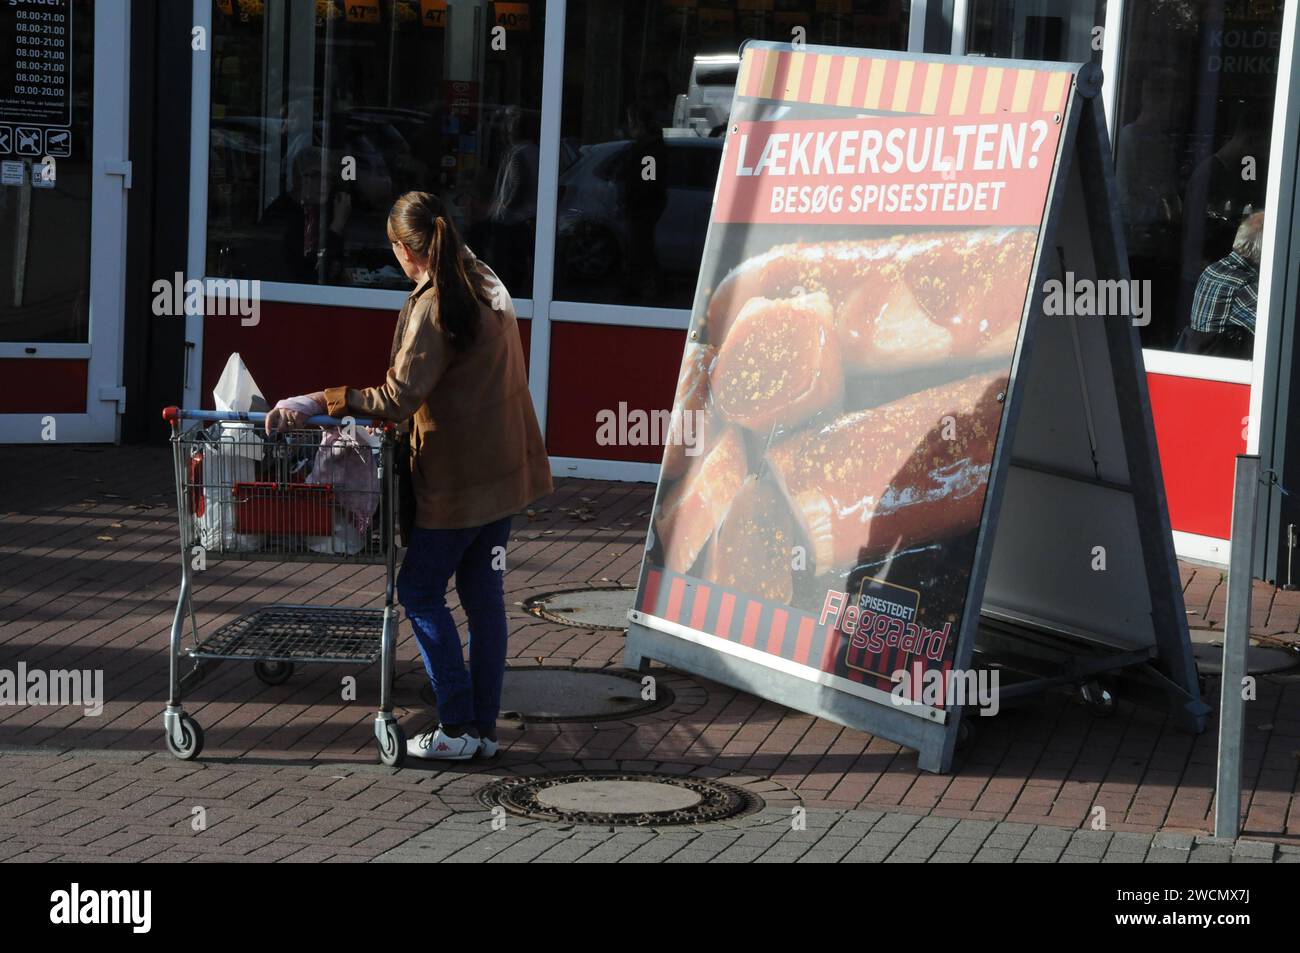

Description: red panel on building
[201,302,531,404]
[201,302,396,403]
[1146,372,1247,541]
[546,323,685,461]
[0,360,87,413]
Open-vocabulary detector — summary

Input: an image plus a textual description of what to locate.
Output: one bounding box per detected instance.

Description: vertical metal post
[1099,0,1124,145]
[1215,453,1260,839]
[317,6,336,285]
[948,0,967,55]
[527,0,567,438]
[907,0,927,52]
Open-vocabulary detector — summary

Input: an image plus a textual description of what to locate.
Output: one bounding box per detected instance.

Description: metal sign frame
[625,42,1206,773]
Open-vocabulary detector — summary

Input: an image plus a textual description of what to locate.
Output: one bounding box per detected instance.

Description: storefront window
[206,0,545,296]
[554,0,910,310]
[966,0,1105,63]
[0,0,93,343]
[1115,0,1283,357]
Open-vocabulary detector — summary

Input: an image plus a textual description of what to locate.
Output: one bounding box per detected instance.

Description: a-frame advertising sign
[625,42,1208,773]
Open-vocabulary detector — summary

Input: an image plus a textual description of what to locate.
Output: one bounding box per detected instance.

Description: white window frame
[1247,0,1299,457]
[184,0,540,408]
[0,0,131,444]
[183,0,210,410]
[180,0,1300,565]
[535,0,932,470]
[948,0,1288,560]
[1101,0,1260,392]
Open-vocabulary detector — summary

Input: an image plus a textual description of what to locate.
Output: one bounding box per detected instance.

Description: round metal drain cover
[1190,627,1299,675]
[479,772,760,826]
[419,666,674,721]
[536,780,702,813]
[523,586,635,630]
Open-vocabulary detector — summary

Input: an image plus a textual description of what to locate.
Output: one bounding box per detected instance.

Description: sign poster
[634,45,1074,707]
[0,0,73,164]
[0,0,72,126]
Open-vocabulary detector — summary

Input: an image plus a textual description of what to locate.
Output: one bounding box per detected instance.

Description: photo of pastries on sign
[706,227,1037,374]
[649,225,1034,615]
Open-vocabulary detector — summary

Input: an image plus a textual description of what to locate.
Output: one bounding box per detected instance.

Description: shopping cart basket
[162,407,407,767]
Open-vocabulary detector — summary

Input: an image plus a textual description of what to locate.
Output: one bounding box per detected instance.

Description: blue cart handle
[163,406,391,430]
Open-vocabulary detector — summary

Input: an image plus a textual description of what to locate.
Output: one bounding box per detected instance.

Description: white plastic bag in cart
[198,427,264,552]
[305,427,380,556]
[199,353,267,552]
[212,352,269,414]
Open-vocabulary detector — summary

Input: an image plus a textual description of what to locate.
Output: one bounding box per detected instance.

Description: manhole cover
[523,586,635,630]
[536,780,702,813]
[1190,627,1299,675]
[419,666,674,721]
[478,772,761,826]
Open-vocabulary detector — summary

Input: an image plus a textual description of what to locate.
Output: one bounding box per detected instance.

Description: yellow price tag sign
[494,1,531,30]
[345,0,380,24]
[421,0,447,28]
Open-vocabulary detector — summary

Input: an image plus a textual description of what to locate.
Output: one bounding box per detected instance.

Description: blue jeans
[396,516,512,736]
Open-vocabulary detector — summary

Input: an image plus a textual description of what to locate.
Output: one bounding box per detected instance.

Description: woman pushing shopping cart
[164,190,553,766]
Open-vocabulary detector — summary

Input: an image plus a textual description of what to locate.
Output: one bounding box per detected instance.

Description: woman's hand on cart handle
[265,407,309,435]
[266,393,328,435]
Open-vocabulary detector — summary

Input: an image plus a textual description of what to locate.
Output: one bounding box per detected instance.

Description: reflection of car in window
[673,54,739,136]
[556,137,723,306]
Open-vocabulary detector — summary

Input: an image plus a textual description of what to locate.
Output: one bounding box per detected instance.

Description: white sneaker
[477,737,499,758]
[407,726,481,761]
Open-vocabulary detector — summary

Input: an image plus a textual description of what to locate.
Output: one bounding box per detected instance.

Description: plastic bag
[213,352,269,413]
[199,354,268,551]
[199,423,264,552]
[305,427,380,555]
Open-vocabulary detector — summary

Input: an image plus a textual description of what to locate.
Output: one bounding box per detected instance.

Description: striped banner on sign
[737,48,1073,117]
[637,567,840,671]
[636,565,959,704]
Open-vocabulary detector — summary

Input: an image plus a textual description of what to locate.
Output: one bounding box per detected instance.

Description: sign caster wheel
[955,715,977,751]
[254,660,294,686]
[166,714,204,760]
[1081,681,1117,717]
[378,720,406,768]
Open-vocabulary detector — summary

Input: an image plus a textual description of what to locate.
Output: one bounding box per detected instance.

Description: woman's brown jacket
[324,252,552,529]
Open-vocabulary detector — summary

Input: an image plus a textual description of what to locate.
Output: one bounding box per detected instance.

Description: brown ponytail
[387,191,492,351]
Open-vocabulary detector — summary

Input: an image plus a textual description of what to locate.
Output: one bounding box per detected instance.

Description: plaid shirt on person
[1190,250,1259,335]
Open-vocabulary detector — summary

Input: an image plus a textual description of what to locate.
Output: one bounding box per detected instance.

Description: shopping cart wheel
[166,714,204,760]
[254,660,294,686]
[378,720,406,768]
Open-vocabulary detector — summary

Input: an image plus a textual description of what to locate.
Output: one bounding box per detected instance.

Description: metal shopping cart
[162,407,406,767]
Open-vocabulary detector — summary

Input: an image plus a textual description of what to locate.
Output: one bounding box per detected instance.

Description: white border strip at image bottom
[628,610,948,724]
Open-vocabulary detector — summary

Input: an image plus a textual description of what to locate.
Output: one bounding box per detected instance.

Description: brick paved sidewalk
[1,445,1299,862]
[2,748,1289,868]
[1,748,1294,863]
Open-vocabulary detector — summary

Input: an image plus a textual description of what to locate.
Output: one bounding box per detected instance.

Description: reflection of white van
[672,54,740,135]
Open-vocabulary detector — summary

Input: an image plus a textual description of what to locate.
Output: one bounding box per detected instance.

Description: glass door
[0,0,128,442]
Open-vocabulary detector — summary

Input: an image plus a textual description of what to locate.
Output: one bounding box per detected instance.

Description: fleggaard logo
[49,883,151,934]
